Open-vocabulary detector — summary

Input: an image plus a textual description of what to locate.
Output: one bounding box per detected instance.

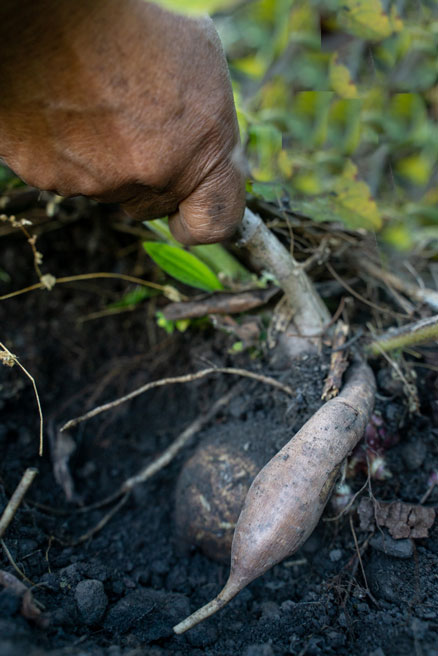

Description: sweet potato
[173,359,376,634]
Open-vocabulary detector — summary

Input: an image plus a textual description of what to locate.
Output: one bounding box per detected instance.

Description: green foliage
[211,0,438,249]
[107,286,158,309]
[146,219,252,284]
[143,242,224,292]
[156,311,191,335]
[0,163,23,191]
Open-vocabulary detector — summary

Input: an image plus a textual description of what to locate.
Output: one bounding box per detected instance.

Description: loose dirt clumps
[1,209,437,656]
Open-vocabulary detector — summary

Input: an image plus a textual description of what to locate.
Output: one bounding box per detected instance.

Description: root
[0,468,38,540]
[63,386,239,544]
[60,367,294,432]
[174,360,376,633]
[0,342,44,456]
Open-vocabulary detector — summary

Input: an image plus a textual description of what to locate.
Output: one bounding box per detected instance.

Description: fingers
[168,154,246,246]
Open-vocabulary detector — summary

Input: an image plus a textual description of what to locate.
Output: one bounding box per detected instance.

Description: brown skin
[0,0,245,244]
[174,360,376,633]
[174,443,260,563]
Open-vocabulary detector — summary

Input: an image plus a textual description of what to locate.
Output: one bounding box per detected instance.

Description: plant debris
[358,498,436,539]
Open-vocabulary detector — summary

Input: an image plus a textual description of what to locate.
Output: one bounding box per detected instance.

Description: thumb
[168,156,246,246]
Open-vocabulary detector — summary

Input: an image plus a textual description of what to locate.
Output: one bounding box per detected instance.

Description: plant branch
[238,209,331,337]
[367,314,438,356]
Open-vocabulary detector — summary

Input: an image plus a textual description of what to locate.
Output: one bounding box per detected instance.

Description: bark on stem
[367,314,438,356]
[238,208,331,337]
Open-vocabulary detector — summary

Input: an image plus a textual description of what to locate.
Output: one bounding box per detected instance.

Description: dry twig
[61,367,294,432]
[1,539,35,586]
[68,386,238,544]
[0,272,184,302]
[326,263,406,319]
[163,287,279,321]
[322,321,350,400]
[0,342,44,456]
[0,468,38,540]
[359,257,438,312]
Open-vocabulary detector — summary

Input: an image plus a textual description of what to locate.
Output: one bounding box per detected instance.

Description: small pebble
[401,440,427,471]
[259,600,280,620]
[75,579,108,625]
[243,644,274,656]
[370,533,414,559]
[59,563,82,587]
[329,549,342,562]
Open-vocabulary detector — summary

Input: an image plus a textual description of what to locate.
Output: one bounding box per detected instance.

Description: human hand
[0,0,245,244]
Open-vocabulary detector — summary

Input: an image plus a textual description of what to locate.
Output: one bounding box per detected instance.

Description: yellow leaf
[259,78,288,111]
[288,2,320,44]
[249,123,283,182]
[339,0,403,41]
[396,154,432,187]
[329,54,358,99]
[362,87,385,112]
[382,223,413,251]
[278,150,294,178]
[153,0,239,14]
[293,172,323,195]
[332,162,382,230]
[234,54,268,79]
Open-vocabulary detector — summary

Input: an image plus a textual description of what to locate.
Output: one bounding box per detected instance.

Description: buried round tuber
[174,442,260,562]
[173,360,376,634]
[174,418,291,563]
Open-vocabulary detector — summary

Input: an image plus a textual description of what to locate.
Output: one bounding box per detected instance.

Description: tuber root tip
[173,579,239,634]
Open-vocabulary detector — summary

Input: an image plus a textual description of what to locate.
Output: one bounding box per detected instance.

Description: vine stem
[238,209,331,337]
[367,314,438,356]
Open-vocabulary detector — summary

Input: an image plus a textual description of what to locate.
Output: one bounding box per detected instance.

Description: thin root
[0,467,38,539]
[79,385,238,513]
[0,342,44,456]
[61,367,294,432]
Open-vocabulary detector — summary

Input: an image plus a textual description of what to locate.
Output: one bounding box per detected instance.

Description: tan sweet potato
[174,359,376,634]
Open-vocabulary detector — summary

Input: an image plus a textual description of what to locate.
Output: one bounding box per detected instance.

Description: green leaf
[248,123,283,181]
[143,242,224,292]
[289,162,382,231]
[250,181,284,203]
[108,286,157,310]
[190,244,252,282]
[153,0,240,15]
[156,311,175,335]
[146,218,251,282]
[145,219,180,246]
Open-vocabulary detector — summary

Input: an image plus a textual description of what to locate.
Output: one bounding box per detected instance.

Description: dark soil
[1,202,437,656]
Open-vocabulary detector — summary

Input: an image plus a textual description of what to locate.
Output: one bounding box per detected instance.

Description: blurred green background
[161,0,438,254]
